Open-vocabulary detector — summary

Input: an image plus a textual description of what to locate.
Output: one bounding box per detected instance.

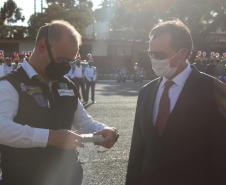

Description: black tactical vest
[0,67,83,185]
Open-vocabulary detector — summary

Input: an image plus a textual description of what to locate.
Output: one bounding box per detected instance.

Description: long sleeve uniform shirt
[66,64,83,79]
[84,66,97,81]
[0,64,13,77]
[0,61,106,148]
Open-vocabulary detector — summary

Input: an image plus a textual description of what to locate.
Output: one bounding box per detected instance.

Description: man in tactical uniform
[0,20,118,185]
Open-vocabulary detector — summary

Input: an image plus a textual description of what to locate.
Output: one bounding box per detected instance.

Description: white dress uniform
[67,63,85,100]
[0,64,13,77]
[84,66,96,82]
[84,65,97,102]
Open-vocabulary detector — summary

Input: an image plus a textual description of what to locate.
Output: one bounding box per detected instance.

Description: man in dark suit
[126,19,226,185]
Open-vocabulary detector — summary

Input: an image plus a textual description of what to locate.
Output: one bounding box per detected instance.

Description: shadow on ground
[96,81,148,97]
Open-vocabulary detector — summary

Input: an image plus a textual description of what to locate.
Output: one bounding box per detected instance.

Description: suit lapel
[165,67,201,132]
[140,67,201,137]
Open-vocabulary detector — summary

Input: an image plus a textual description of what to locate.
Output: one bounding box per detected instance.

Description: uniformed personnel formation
[66,54,97,104]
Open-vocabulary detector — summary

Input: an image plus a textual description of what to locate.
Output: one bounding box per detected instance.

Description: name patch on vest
[58,89,75,96]
[20,83,42,94]
[20,83,49,108]
[59,82,69,89]
[32,93,49,108]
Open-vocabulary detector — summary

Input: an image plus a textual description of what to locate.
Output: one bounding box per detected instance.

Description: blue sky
[0,0,102,25]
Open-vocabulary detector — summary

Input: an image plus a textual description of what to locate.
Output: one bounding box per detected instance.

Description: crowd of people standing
[192,51,226,82]
[66,55,97,104]
[0,52,97,104]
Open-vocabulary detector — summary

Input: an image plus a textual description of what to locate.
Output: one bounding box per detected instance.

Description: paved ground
[79,81,147,185]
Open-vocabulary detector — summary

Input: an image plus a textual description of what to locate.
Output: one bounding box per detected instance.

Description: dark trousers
[85,80,95,102]
[73,77,85,101]
[0,161,83,185]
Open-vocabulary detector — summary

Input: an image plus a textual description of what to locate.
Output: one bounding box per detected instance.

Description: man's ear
[36,38,46,54]
[180,48,191,59]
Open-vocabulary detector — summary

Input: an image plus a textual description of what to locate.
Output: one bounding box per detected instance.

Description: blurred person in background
[66,56,86,102]
[205,52,217,76]
[214,53,226,79]
[0,57,14,77]
[84,61,97,104]
[193,50,207,72]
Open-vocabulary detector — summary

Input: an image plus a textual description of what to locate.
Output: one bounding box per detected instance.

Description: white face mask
[150,51,181,79]
[151,58,177,79]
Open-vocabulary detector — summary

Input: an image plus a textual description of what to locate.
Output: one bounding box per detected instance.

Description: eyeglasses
[147,50,168,60]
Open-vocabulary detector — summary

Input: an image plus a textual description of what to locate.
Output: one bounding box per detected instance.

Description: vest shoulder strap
[63,76,79,95]
[0,67,27,95]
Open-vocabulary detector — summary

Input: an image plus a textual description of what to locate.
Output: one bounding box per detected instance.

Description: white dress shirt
[3,64,13,75]
[0,64,13,77]
[153,62,192,125]
[0,64,4,77]
[0,61,106,148]
[67,64,83,79]
[84,66,97,81]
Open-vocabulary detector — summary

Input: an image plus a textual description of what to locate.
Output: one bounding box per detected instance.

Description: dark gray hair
[149,19,193,51]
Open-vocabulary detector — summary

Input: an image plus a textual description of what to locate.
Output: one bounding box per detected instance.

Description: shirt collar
[160,60,192,88]
[21,61,38,79]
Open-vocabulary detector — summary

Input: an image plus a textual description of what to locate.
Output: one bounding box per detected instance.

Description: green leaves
[0,0,24,25]
[0,25,27,39]
[0,0,25,39]
[28,0,93,39]
[112,0,226,40]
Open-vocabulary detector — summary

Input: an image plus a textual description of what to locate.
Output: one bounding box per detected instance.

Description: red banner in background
[13,52,20,62]
[223,53,226,58]
[0,50,4,60]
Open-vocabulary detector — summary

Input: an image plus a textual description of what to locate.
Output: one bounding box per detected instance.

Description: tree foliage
[28,0,93,39]
[46,0,76,8]
[0,25,27,39]
[112,0,226,41]
[94,0,116,22]
[0,0,25,39]
[0,0,24,25]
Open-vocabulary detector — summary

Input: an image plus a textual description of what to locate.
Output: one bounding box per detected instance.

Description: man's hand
[94,127,119,149]
[48,129,82,149]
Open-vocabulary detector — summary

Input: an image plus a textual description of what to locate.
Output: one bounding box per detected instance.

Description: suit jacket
[126,67,226,185]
